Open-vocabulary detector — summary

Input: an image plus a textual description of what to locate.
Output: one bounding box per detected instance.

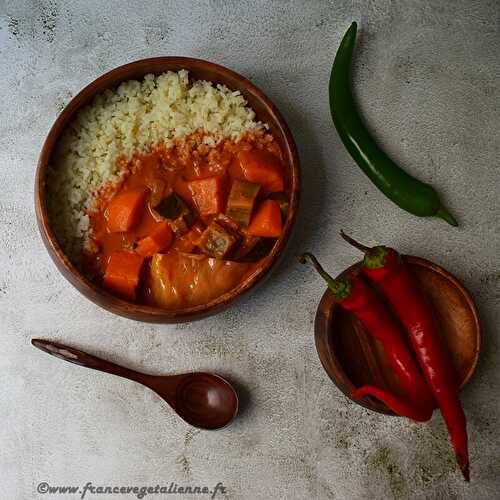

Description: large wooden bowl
[35,57,300,323]
[315,256,481,415]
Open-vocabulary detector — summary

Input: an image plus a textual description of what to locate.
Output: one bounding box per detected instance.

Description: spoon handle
[31,339,150,385]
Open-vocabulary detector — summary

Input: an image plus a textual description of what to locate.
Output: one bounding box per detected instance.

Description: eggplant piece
[214,213,241,233]
[226,180,260,226]
[234,236,276,262]
[197,221,241,259]
[169,216,190,235]
[231,234,262,260]
[155,192,188,218]
[210,213,276,262]
[155,193,196,235]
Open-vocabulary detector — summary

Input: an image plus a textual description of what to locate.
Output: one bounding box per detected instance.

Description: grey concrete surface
[1,1,499,499]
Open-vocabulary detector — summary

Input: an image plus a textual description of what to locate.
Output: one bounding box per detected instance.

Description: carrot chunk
[188,176,226,215]
[247,200,282,237]
[135,221,173,258]
[103,251,144,302]
[237,149,285,193]
[105,188,149,233]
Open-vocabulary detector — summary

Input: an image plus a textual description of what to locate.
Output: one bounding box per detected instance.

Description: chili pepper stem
[436,206,458,227]
[339,231,389,269]
[339,230,372,252]
[299,253,337,288]
[299,253,351,300]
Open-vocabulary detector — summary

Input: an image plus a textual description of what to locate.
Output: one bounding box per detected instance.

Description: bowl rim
[35,56,300,323]
[314,255,481,415]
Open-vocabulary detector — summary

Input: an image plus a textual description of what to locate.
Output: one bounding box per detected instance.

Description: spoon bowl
[31,339,238,430]
[148,372,238,430]
[178,374,238,429]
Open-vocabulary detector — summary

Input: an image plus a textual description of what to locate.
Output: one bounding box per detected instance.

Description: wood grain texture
[314,256,481,416]
[34,57,300,323]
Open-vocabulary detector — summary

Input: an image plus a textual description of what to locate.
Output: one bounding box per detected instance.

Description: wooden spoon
[31,339,238,430]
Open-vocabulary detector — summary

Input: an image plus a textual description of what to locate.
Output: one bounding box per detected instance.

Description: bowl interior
[36,57,299,323]
[314,256,481,415]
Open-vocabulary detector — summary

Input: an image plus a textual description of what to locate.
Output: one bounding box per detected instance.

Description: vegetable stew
[84,131,289,308]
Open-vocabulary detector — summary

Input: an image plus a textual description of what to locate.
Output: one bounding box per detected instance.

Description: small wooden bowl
[315,256,481,415]
[35,57,300,323]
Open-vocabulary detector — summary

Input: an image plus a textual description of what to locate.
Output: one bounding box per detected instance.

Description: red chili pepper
[300,253,434,422]
[340,232,470,481]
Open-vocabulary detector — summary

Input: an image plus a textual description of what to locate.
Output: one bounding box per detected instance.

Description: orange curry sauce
[83,130,286,308]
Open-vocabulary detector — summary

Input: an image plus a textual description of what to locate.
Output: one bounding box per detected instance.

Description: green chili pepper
[330,22,458,226]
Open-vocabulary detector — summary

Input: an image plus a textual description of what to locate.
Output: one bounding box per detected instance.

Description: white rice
[47,70,266,262]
